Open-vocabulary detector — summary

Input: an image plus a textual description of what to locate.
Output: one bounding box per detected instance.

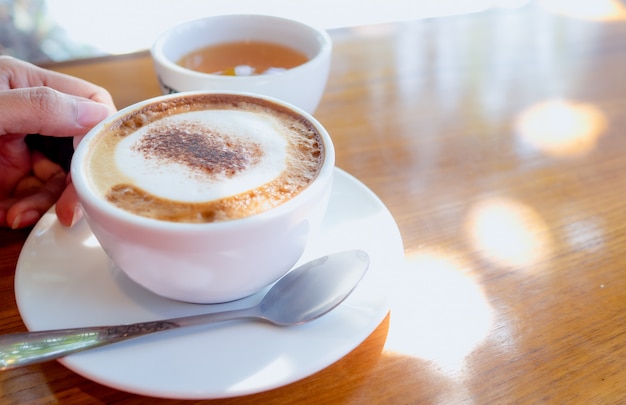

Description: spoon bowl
[260,250,369,325]
[0,250,369,370]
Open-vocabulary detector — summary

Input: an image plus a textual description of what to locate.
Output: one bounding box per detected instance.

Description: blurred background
[1,0,523,64]
[2,0,625,64]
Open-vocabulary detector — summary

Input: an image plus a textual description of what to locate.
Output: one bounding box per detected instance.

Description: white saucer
[14,168,403,399]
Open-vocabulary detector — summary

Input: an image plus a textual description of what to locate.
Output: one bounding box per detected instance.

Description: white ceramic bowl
[71,91,335,303]
[151,14,332,114]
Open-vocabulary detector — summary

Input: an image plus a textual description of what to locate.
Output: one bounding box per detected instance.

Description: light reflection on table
[2,2,626,403]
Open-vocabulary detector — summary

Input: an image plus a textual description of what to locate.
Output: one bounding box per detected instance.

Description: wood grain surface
[2,4,626,404]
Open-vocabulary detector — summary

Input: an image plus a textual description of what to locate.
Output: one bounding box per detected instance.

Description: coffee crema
[87,94,324,223]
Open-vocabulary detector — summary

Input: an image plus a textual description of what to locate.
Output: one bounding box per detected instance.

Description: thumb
[0,87,114,136]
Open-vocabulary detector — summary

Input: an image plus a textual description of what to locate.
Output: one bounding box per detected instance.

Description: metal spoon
[0,250,369,371]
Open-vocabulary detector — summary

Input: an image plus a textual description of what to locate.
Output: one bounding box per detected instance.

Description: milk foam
[115,110,287,203]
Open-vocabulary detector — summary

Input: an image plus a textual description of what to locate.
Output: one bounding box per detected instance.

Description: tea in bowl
[71,91,335,303]
[150,14,332,114]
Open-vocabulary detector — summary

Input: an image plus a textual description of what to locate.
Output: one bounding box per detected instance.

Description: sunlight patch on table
[539,0,626,21]
[385,250,494,374]
[515,99,608,157]
[465,197,552,270]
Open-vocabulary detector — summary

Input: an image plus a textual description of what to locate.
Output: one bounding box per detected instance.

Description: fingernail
[76,100,113,128]
[11,214,22,229]
[69,204,83,227]
[11,210,39,229]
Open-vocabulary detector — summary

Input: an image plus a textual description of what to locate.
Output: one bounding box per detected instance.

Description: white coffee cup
[151,14,332,114]
[71,91,335,303]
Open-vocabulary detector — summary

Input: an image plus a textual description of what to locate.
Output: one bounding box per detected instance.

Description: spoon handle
[0,307,258,370]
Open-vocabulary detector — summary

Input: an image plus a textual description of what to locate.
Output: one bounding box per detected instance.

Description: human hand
[0,56,116,229]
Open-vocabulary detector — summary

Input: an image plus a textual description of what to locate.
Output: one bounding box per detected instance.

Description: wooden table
[2,4,626,403]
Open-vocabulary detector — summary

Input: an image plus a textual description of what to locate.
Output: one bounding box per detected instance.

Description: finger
[0,87,115,136]
[13,175,43,198]
[0,56,116,107]
[0,197,18,227]
[10,151,64,198]
[31,150,65,181]
[56,181,82,227]
[0,133,31,196]
[73,134,86,150]
[6,170,66,229]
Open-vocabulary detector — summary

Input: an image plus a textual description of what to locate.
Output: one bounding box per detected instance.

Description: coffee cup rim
[71,90,335,231]
[150,14,332,81]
